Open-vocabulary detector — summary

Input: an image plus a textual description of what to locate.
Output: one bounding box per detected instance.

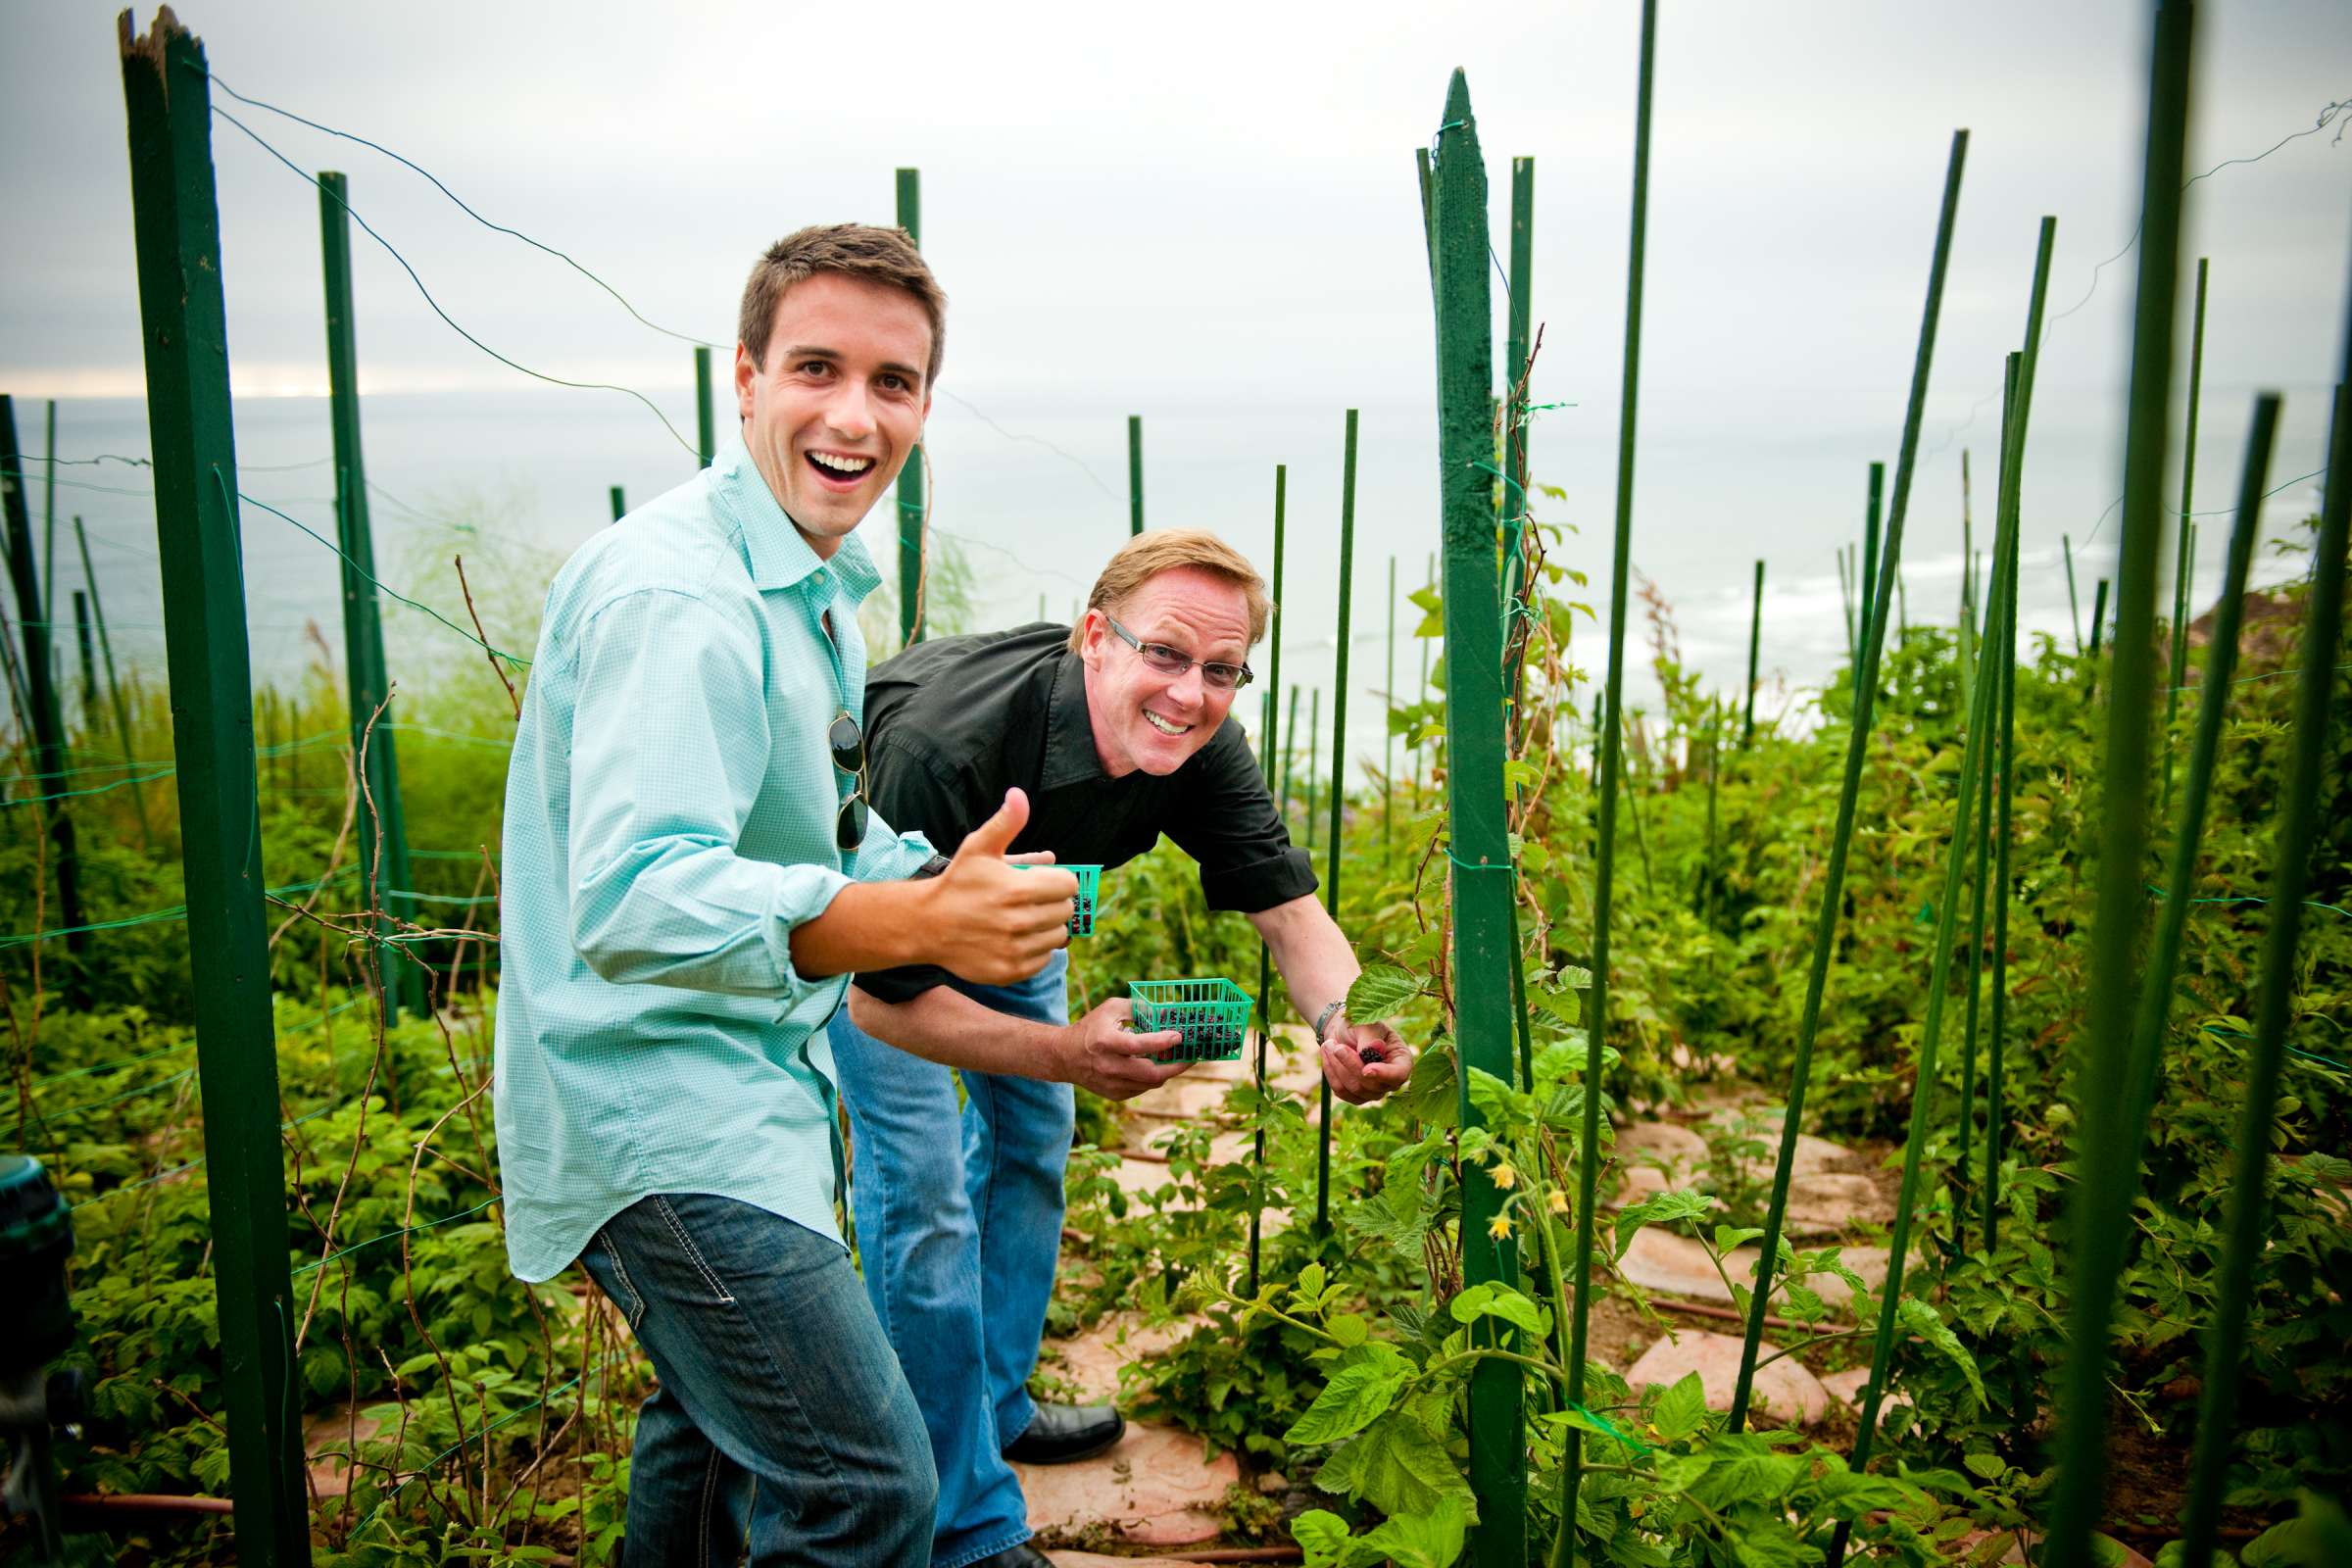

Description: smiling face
[734,271,934,558]
[1078,565,1255,778]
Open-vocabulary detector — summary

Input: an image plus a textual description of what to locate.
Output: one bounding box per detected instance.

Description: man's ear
[734,342,759,418]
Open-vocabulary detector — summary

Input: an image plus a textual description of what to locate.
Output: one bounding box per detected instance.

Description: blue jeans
[578,1193,937,1567]
[828,952,1074,1568]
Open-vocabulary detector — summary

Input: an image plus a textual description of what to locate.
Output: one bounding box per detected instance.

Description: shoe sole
[1004,1425,1126,1466]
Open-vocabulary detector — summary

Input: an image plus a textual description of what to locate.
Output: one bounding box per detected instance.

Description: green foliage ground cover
[1,520,2345,1564]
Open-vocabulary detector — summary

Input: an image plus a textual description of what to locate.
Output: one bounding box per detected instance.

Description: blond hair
[1067,530,1274,655]
[738,223,947,385]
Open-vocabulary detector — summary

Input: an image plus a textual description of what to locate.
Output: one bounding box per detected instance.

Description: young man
[832,530,1417,1568]
[494,225,1177,1566]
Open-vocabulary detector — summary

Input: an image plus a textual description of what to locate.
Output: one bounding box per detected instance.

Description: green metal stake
[42,401,58,662]
[319,169,422,1025]
[1959,360,2020,1186]
[75,516,154,849]
[2180,379,2348,1568]
[2064,531,2084,654]
[1560,13,1656,1563]
[897,168,925,648]
[0,396,91,997]
[1281,684,1300,827]
[1958,452,1978,710]
[119,14,313,1562]
[2044,5,2195,1561]
[1303,687,1320,850]
[1430,69,1525,1565]
[1696,697,1722,924]
[2163,257,2209,809]
[1861,460,1883,648]
[1742,559,1763,747]
[72,591,97,721]
[1729,129,1975,1438]
[1416,551,1434,807]
[1246,465,1285,1296]
[609,484,625,522]
[1836,544,1855,665]
[695,344,715,469]
[1983,352,2030,1254]
[2089,578,2109,655]
[1127,415,1144,536]
[1384,554,1396,850]
[1316,408,1358,1236]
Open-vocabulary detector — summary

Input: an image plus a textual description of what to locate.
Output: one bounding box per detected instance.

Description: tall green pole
[1958,360,2018,1186]
[1416,550,1434,806]
[1281,684,1300,826]
[2045,5,2195,1563]
[1302,686,1319,849]
[1862,461,1883,646]
[896,168,926,647]
[319,169,422,1023]
[695,344,715,469]
[1562,8,1662,1559]
[2163,257,2209,808]
[1728,129,1974,1439]
[2180,380,2349,1568]
[72,591,98,720]
[1430,68,1524,1564]
[1316,409,1357,1236]
[119,15,312,1563]
[1127,415,1144,536]
[0,396,90,996]
[2064,531,2084,653]
[1742,559,1763,747]
[1246,464,1285,1296]
[1384,554,1396,850]
[609,484,625,522]
[75,516,153,848]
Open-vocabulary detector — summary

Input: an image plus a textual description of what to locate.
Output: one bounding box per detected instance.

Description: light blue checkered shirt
[494,432,934,1283]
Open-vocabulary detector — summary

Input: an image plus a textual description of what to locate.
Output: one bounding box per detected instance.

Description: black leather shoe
[962,1544,1055,1568]
[1001,1400,1125,1465]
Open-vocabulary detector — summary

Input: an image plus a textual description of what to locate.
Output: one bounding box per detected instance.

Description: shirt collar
[1040,650,1107,790]
[709,432,883,604]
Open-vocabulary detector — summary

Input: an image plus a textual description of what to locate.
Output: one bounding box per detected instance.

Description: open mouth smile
[1142,710,1194,737]
[805,449,876,489]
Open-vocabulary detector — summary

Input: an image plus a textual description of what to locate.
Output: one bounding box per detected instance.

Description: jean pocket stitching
[653,1196,737,1305]
[596,1234,649,1332]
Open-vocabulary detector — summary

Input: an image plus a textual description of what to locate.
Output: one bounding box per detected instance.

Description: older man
[830,529,1413,1568]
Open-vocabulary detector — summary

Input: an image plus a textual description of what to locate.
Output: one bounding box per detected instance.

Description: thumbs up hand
[921,788,1079,985]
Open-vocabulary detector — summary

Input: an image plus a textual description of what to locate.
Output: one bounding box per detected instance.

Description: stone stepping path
[1025,1312,1237,1547]
[1623,1329,1831,1427]
[1616,1213,1892,1308]
[301,1400,382,1498]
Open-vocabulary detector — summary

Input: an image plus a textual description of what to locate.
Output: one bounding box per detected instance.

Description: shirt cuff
[764,861,858,1000]
[849,824,937,886]
[1200,846,1319,913]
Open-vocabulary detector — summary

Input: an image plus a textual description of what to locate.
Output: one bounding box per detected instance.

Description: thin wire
[291,1196,501,1278]
[2081,466,2328,552]
[200,68,720,350]
[206,101,700,459]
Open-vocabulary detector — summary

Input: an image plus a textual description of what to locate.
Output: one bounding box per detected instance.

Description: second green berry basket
[1128,977,1252,1063]
[1017,862,1101,936]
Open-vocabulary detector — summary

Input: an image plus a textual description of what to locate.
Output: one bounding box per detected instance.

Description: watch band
[1313,1000,1345,1043]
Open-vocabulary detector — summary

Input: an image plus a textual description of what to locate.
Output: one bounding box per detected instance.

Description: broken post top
[120,7,200,74]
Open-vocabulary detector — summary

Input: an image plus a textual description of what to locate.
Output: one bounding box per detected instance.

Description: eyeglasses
[1102,613,1253,691]
[829,710,869,853]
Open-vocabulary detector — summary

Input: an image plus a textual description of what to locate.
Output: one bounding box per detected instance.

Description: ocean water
[19,374,2335,777]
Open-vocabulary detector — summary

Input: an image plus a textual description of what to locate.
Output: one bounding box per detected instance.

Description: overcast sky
[5,1,2350,741]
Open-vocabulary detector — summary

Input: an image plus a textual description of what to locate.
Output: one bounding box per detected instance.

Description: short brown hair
[1068,530,1274,655]
[738,223,947,386]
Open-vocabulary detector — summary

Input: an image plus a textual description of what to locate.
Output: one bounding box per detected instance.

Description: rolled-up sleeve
[565,588,852,999]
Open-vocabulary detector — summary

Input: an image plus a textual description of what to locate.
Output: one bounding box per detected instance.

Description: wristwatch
[1313,1000,1345,1043]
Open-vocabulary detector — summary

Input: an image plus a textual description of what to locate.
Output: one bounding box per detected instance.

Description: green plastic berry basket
[1129,977,1252,1063]
[1016,862,1102,936]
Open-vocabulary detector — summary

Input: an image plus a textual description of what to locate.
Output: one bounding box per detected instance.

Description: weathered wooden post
[1428,67,1525,1563]
[319,169,423,1023]
[119,11,314,1562]
[896,168,926,646]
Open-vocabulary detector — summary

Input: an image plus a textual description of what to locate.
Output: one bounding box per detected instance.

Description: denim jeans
[578,1193,937,1567]
[828,951,1073,1568]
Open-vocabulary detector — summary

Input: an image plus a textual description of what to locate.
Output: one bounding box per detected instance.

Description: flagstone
[1018,1419,1237,1547]
[1616,1121,1708,1175]
[301,1401,383,1498]
[1623,1328,1831,1426]
[1819,1365,1914,1427]
[1049,1312,1204,1404]
[1615,1226,1891,1308]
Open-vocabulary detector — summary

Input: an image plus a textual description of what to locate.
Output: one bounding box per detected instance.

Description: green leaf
[1650,1370,1708,1442]
[1963,1450,2006,1481]
[1898,1298,1985,1407]
[1346,964,1424,1023]
[1318,1401,1476,1520]
[1356,1494,1472,1568]
[1713,1224,1766,1255]
[1612,1188,1715,1259]
[1285,1344,1411,1446]
[1326,1312,1369,1348]
[1448,1281,1544,1339]
[1296,1263,1328,1306]
[1464,1066,1533,1133]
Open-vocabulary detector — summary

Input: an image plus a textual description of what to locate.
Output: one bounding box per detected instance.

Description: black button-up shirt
[854,623,1316,1003]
